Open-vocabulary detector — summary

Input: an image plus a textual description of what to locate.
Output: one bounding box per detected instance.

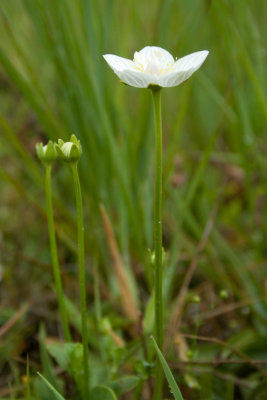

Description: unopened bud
[36,141,57,165]
[219,289,228,300]
[148,247,165,268]
[191,295,200,304]
[56,135,82,163]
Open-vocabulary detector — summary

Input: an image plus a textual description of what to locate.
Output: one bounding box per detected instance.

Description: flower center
[133,46,175,75]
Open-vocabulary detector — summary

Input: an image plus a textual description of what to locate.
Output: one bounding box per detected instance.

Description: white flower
[103,46,209,89]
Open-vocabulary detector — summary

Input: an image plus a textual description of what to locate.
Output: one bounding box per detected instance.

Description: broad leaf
[90,385,118,400]
[47,342,84,393]
[108,375,140,396]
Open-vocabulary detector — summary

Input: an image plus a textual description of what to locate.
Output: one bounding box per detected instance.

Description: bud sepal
[36,141,58,165]
[56,135,82,163]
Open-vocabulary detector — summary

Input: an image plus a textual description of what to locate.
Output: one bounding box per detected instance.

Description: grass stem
[45,165,71,342]
[151,87,163,400]
[71,163,90,400]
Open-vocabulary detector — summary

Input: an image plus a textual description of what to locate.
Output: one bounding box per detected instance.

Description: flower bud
[191,295,200,304]
[56,135,82,163]
[36,141,57,165]
[219,289,228,300]
[148,247,165,268]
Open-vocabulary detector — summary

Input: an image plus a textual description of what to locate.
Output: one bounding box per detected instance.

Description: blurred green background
[1,0,267,399]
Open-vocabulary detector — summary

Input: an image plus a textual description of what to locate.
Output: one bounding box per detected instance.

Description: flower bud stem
[45,164,71,342]
[151,87,163,400]
[71,163,90,400]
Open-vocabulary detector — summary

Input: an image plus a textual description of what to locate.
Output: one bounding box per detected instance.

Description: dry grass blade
[0,303,29,339]
[165,204,218,350]
[195,296,267,322]
[182,333,266,373]
[171,359,267,366]
[172,364,254,390]
[100,204,139,324]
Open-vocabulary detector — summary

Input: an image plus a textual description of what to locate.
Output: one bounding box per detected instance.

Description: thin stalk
[71,163,90,400]
[26,355,31,400]
[93,261,102,327]
[45,165,71,342]
[151,87,163,400]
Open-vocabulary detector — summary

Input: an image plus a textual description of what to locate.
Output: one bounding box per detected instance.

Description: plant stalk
[151,87,163,400]
[71,163,90,400]
[45,164,71,342]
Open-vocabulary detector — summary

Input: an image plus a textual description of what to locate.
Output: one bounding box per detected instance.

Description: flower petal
[119,69,159,88]
[174,50,209,72]
[103,54,136,72]
[158,50,209,87]
[134,46,174,65]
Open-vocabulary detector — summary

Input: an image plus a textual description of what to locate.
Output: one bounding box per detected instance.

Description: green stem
[71,163,90,400]
[151,87,163,400]
[93,261,102,327]
[45,165,71,342]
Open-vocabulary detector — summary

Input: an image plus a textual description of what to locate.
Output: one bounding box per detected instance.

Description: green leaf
[90,385,118,400]
[151,336,184,400]
[89,360,111,388]
[108,375,140,396]
[37,373,66,400]
[47,342,84,393]
[39,324,62,392]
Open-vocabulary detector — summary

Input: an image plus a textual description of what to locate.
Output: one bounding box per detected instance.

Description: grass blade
[151,336,184,400]
[37,372,66,400]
